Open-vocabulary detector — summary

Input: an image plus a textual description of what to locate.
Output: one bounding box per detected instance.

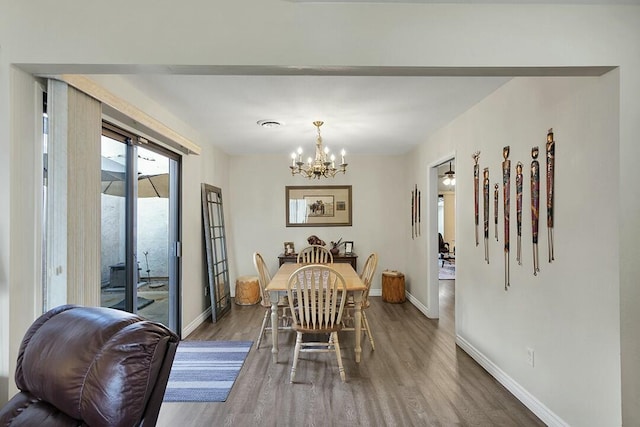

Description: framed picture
[286,185,352,227]
[344,241,354,254]
[284,241,296,255]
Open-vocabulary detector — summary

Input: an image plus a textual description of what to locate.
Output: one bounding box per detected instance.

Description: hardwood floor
[157,281,544,426]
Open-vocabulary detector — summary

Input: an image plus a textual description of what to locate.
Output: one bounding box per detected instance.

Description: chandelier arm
[289,120,348,179]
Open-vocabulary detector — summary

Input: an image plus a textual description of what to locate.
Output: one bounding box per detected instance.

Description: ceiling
[297,0,638,3]
[99,74,510,156]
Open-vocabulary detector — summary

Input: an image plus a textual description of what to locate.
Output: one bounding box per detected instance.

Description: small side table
[382,270,405,303]
[235,275,261,305]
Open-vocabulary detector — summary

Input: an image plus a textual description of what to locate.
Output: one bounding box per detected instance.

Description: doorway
[428,155,456,319]
[99,122,180,334]
[438,159,457,272]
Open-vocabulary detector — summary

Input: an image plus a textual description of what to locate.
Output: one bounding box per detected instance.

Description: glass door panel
[136,145,171,327]
[100,135,130,313]
[100,125,180,334]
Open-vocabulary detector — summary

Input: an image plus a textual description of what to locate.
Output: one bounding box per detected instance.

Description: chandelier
[290,121,347,179]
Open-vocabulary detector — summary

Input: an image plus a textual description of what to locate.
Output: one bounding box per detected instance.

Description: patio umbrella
[101,156,169,198]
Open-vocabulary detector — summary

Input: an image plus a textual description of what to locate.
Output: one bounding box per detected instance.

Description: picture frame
[284,241,296,255]
[285,185,352,227]
[344,241,354,254]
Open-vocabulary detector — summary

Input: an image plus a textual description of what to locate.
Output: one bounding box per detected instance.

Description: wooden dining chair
[342,252,378,350]
[287,264,348,382]
[296,245,333,264]
[253,252,291,349]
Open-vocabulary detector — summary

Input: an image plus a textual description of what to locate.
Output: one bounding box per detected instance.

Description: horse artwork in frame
[285,185,352,227]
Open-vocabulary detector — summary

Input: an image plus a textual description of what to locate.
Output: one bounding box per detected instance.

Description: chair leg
[332,332,346,382]
[256,309,270,349]
[290,332,303,383]
[362,311,375,351]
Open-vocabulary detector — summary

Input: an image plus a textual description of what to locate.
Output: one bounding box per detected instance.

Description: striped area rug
[163,340,252,402]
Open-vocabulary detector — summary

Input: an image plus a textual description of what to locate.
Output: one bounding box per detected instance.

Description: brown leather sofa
[0,304,179,427]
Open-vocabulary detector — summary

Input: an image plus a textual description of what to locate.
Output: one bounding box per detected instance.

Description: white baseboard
[405,290,433,318]
[456,335,568,427]
[372,289,434,318]
[181,307,211,338]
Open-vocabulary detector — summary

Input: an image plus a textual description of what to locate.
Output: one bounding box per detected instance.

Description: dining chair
[342,252,378,350]
[296,245,334,264]
[253,252,291,349]
[287,264,348,382]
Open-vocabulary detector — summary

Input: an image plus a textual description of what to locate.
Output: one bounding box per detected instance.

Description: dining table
[265,262,367,363]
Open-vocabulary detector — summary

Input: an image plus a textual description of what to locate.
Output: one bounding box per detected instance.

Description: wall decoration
[307,235,326,246]
[413,184,418,237]
[411,188,415,239]
[285,185,352,227]
[411,184,421,239]
[502,146,511,290]
[418,189,421,237]
[473,151,481,247]
[515,162,524,266]
[483,168,490,264]
[531,146,540,275]
[494,183,499,242]
[344,241,354,254]
[201,184,231,322]
[546,128,556,263]
[284,241,296,255]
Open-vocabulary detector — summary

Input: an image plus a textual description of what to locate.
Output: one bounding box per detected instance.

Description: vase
[330,247,340,256]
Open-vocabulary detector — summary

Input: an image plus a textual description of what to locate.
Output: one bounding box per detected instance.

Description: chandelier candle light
[290,121,347,179]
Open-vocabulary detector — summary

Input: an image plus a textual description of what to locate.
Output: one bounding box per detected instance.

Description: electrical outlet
[527,347,535,367]
[204,286,209,296]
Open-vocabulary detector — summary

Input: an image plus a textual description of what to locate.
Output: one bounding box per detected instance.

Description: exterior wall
[101,197,170,283]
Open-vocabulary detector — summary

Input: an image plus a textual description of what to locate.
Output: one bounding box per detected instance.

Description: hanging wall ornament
[483,168,490,264]
[546,129,555,263]
[415,184,419,237]
[411,188,415,239]
[515,162,523,266]
[473,151,481,247]
[502,146,511,290]
[494,183,499,242]
[418,190,421,237]
[531,146,540,276]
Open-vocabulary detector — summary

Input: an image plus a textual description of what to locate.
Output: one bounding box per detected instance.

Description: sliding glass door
[100,123,180,334]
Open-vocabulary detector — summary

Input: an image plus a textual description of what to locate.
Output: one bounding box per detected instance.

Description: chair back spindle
[286,264,348,382]
[296,245,334,264]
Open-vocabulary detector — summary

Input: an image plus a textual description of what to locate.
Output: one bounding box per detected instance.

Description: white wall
[180,142,230,332]
[442,191,456,249]
[228,154,406,293]
[1,67,43,403]
[1,2,639,424]
[408,74,620,426]
[86,75,232,332]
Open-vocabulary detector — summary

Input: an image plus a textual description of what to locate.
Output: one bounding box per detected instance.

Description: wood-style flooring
[157,281,544,426]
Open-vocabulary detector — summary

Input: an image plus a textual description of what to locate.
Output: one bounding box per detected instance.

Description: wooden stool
[382,270,405,303]
[235,275,261,305]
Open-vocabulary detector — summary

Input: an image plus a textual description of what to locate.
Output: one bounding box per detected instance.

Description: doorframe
[101,121,182,334]
[427,152,456,319]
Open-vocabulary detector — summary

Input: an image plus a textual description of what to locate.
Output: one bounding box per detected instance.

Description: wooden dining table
[265,262,367,363]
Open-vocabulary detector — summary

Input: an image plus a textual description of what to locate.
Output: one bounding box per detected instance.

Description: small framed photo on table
[284,241,296,256]
[344,241,354,254]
